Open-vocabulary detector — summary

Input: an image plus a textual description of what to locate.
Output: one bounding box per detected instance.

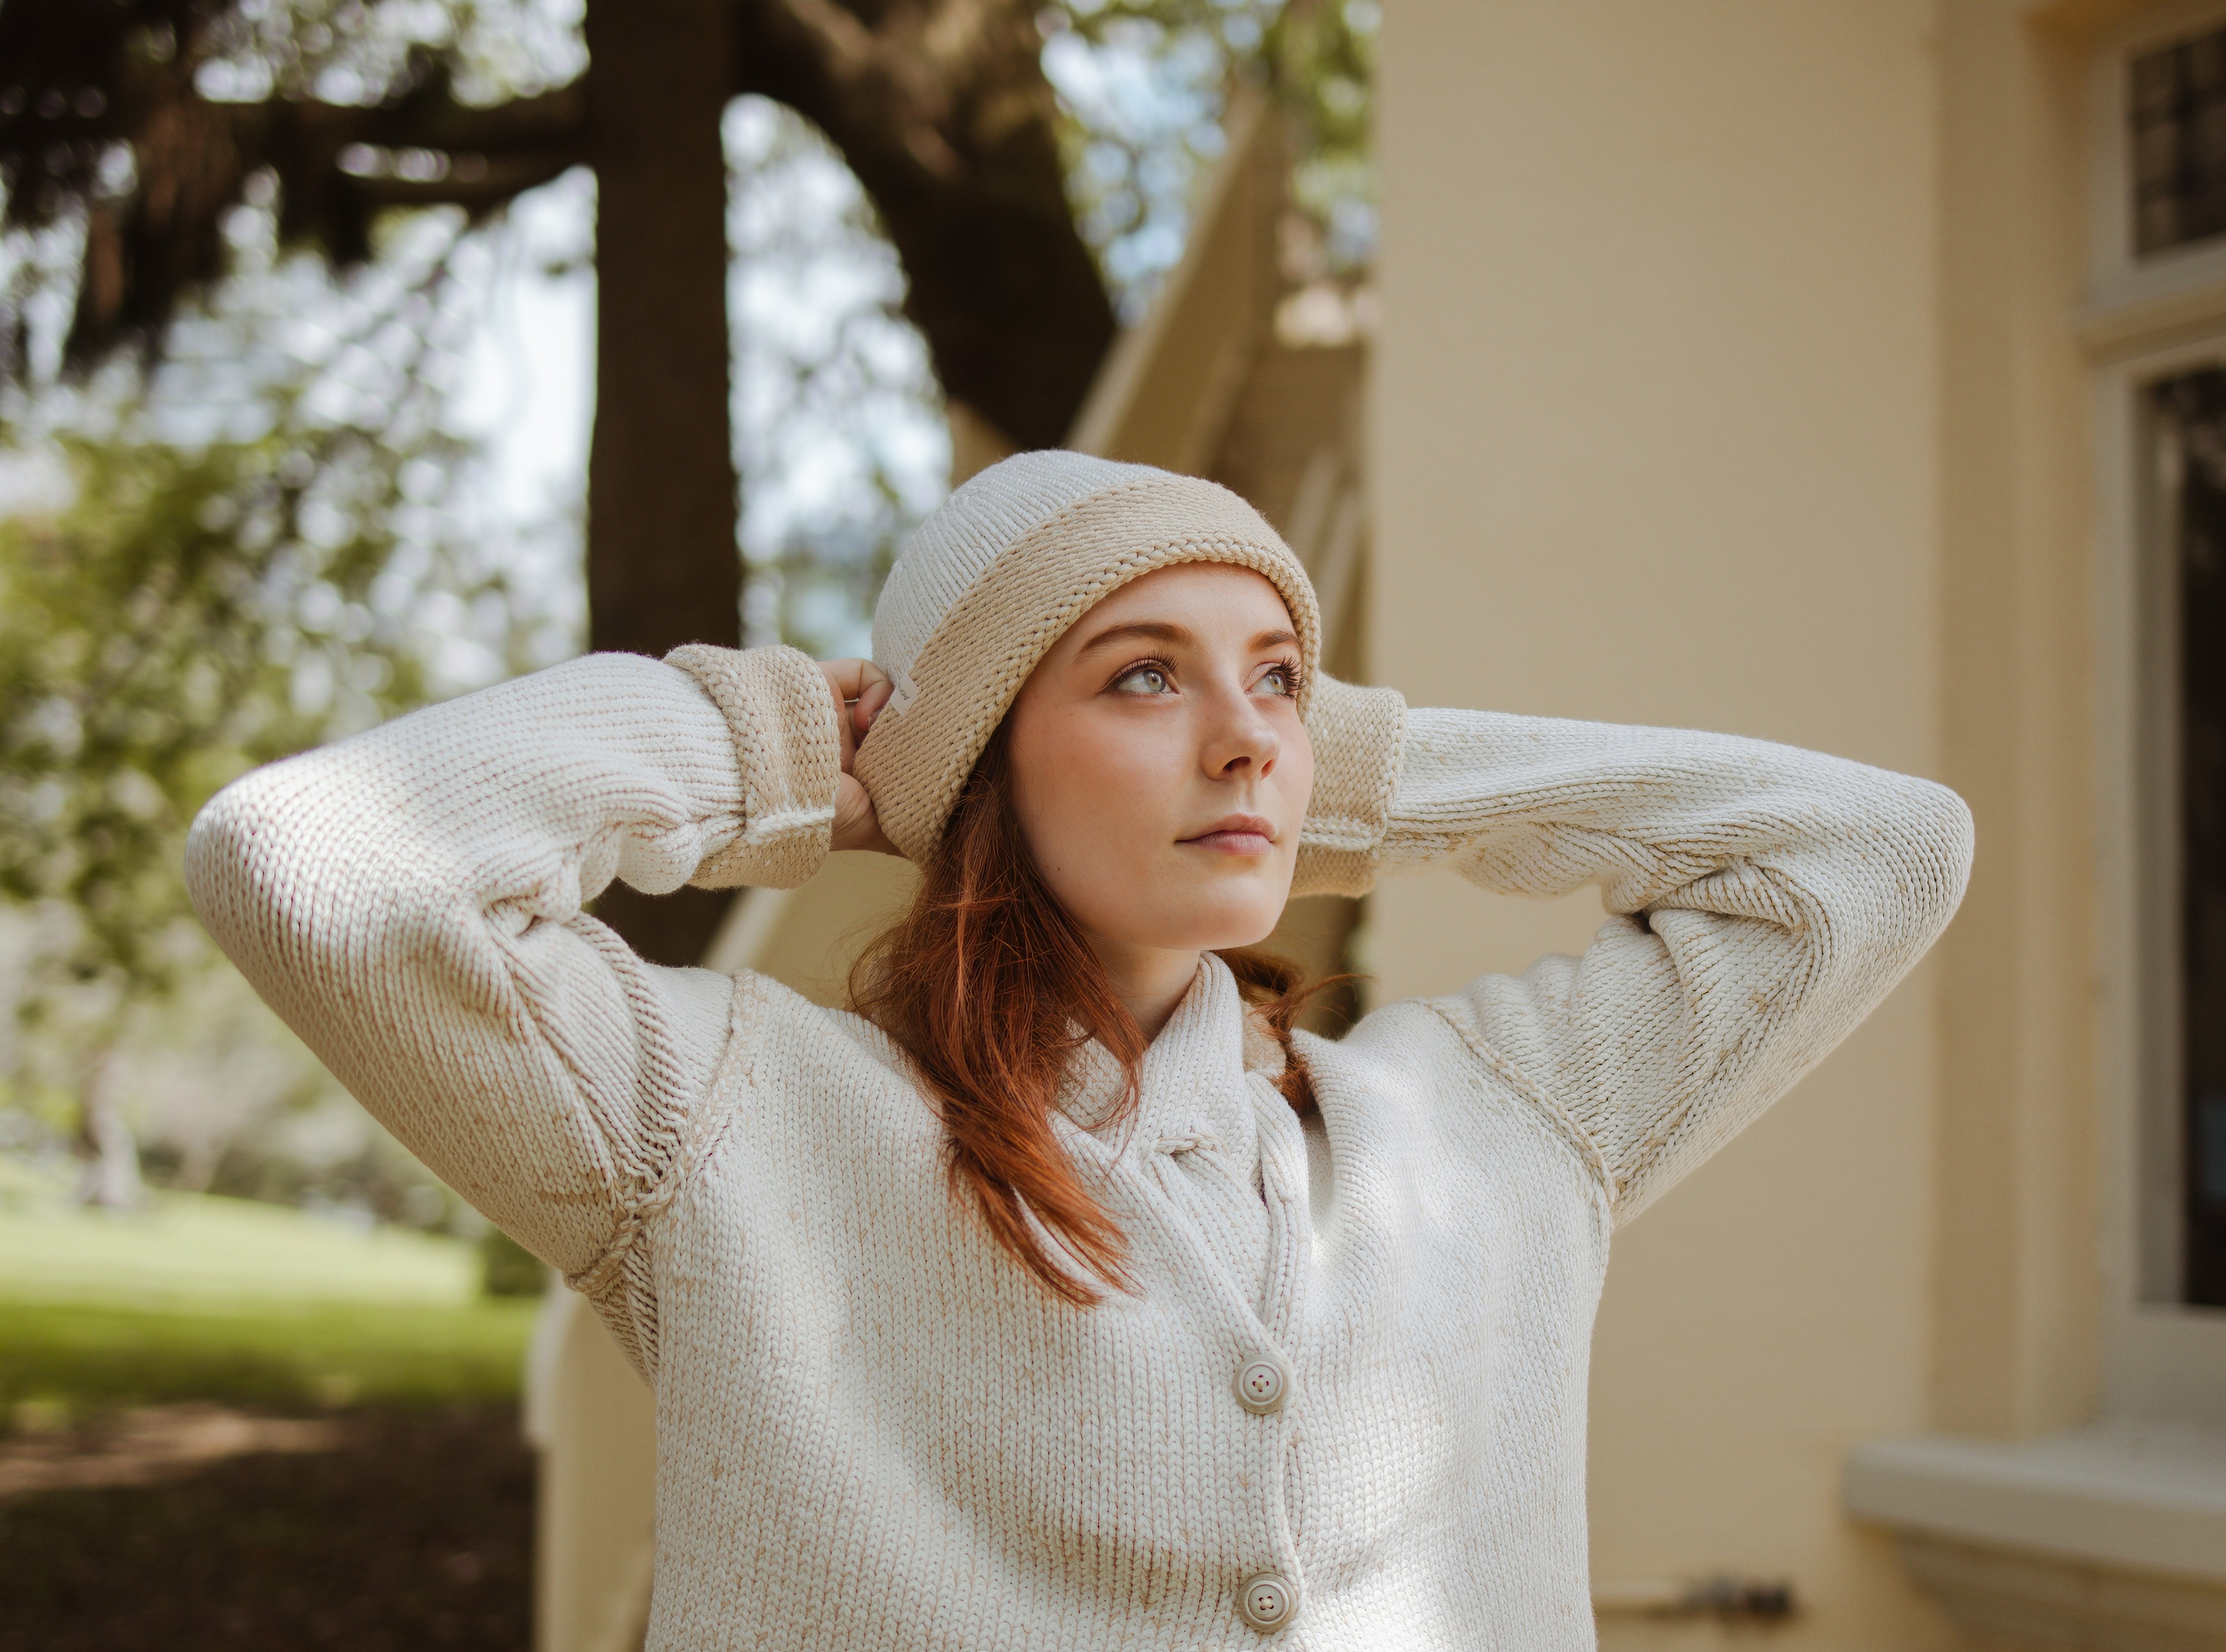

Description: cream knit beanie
[852,450,1323,863]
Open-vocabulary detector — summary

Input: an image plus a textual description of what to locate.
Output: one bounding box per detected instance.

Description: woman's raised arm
[184,647,840,1310]
[1296,677,1973,1224]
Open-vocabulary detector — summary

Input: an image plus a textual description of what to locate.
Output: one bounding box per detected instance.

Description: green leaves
[0,430,429,1001]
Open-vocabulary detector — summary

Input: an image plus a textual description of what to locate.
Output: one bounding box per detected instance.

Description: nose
[1200,682,1281,782]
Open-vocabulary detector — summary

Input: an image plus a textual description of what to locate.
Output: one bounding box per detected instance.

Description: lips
[1179,814,1278,854]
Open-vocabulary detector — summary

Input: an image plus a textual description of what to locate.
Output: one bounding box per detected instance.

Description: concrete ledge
[1846,1425,2226,1651]
[1845,1424,2226,1584]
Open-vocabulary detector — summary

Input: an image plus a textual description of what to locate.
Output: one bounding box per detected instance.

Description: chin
[1146,899,1287,955]
[1071,864,1294,955]
[1219,910,1287,951]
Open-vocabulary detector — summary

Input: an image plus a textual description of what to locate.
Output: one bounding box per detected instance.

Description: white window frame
[2088,0,2226,1428]
[2083,0,2226,349]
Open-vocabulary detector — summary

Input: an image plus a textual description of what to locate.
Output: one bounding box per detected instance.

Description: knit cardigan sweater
[185,646,1972,1651]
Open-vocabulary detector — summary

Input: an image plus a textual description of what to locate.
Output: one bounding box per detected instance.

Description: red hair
[851,722,1325,1306]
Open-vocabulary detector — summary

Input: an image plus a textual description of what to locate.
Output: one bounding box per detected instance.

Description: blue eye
[1112,664,1174,695]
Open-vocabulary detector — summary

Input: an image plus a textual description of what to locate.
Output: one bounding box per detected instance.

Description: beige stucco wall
[1373,2,1956,1643]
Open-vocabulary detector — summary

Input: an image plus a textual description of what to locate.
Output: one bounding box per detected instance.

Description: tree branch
[28,75,589,367]
[732,0,1116,450]
[251,81,590,176]
[2,81,587,170]
[340,151,582,210]
[753,0,967,181]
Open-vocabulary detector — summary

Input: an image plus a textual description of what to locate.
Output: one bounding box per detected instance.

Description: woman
[187,451,1971,1649]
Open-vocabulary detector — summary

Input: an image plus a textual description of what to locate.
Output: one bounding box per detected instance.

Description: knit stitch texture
[185,649,1972,1650]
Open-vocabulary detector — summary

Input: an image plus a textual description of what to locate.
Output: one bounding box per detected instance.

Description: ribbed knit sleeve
[182,648,842,1347]
[1317,695,1972,1224]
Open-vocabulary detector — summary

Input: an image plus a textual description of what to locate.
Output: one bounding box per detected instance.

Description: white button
[1234,1359,1287,1415]
[1238,1570,1296,1631]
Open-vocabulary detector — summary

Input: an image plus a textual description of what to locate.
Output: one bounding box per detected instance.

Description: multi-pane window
[2151,368,2226,1308]
[2132,26,2226,256]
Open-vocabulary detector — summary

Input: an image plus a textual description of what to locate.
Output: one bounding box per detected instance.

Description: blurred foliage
[1269,0,1379,276]
[0,189,562,1204]
[728,96,945,659]
[1047,0,1379,317]
[0,428,429,999]
[0,406,529,1181]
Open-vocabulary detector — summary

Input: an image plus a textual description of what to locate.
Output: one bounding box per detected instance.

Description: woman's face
[1005,562,1313,964]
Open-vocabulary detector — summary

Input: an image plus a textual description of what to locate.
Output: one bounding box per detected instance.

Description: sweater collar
[1058,955,1278,1160]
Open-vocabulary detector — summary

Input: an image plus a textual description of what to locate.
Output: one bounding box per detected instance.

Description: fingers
[829,772,904,858]
[817,666,900,854]
[855,675,894,738]
[819,659,894,748]
[819,657,889,703]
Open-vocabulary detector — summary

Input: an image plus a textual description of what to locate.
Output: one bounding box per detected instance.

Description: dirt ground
[0,1403,533,1652]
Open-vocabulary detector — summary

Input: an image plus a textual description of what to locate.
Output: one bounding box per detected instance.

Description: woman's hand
[819,659,901,856]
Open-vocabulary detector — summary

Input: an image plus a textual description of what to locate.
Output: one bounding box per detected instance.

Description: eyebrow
[1073,620,1300,659]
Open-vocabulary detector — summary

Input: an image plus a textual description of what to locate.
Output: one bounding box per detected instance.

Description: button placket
[1242,1077,1317,1629]
[1099,961,1319,1635]
[1103,1147,1307,1625]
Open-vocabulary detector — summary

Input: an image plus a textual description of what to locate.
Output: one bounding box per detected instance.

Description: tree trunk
[74,1046,143,1210]
[583,0,744,967]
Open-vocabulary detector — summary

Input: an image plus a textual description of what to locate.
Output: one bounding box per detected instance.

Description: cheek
[1282,725,1315,816]
[1008,704,1192,884]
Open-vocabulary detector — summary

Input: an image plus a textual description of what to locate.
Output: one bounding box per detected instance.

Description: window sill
[2078,255,2226,358]
[1844,1424,2226,1649]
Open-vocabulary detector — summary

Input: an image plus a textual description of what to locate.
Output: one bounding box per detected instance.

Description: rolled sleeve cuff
[1291,675,1407,898]
[665,644,841,890]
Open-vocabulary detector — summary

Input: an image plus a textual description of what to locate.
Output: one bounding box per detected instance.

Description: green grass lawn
[0,1159,539,1424]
